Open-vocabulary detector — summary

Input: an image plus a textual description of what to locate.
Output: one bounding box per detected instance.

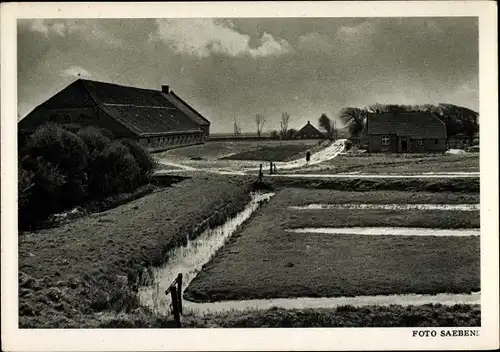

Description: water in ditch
[184,292,480,314]
[285,227,480,237]
[137,192,275,315]
[289,203,480,211]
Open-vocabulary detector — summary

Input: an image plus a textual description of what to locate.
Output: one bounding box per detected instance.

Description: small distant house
[18,79,211,152]
[365,111,447,153]
[293,121,324,139]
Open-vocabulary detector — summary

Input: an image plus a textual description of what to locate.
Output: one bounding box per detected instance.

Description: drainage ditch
[138,192,275,315]
[289,203,479,211]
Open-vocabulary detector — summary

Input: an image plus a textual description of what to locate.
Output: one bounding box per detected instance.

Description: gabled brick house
[18,79,211,152]
[365,111,447,153]
[294,121,324,139]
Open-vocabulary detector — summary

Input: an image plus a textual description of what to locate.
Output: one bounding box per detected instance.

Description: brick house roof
[366,111,447,139]
[78,79,207,136]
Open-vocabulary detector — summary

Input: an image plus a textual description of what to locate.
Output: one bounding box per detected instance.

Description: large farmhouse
[294,121,324,139]
[18,79,211,152]
[365,111,447,153]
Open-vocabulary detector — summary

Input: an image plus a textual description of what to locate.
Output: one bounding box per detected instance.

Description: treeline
[339,103,479,143]
[18,123,157,230]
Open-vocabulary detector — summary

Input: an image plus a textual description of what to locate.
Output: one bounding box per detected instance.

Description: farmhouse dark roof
[294,121,324,136]
[366,111,447,139]
[163,91,210,126]
[79,79,205,136]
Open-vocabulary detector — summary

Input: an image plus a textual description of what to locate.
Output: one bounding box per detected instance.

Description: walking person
[258,164,263,183]
[305,150,311,163]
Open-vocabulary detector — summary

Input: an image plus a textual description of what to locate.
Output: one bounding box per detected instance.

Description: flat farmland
[184,188,480,302]
[287,153,479,174]
[158,139,322,161]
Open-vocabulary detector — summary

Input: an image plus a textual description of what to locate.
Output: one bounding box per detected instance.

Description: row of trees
[339,103,479,144]
[234,112,294,140]
[18,123,157,230]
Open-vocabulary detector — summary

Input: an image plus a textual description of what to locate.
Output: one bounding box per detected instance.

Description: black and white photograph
[1,1,498,351]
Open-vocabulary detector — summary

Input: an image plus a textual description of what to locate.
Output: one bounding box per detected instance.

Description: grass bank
[20,304,479,328]
[19,175,255,328]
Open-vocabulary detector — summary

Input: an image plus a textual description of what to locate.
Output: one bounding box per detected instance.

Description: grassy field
[185,188,480,302]
[267,176,479,193]
[281,188,480,205]
[19,175,255,328]
[288,152,479,174]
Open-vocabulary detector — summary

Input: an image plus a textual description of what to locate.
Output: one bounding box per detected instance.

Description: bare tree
[255,114,266,138]
[280,112,291,139]
[233,117,241,137]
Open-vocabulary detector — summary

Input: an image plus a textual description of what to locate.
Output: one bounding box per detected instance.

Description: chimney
[307,120,310,125]
[161,85,170,94]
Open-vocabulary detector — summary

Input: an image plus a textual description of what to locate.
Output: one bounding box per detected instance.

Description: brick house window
[382,136,390,145]
[417,140,424,146]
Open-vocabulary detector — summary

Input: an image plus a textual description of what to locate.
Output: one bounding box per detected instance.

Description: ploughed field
[184,188,480,302]
[154,139,326,172]
[158,139,321,161]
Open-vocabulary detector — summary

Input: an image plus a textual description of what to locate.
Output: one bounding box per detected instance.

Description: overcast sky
[18,17,478,133]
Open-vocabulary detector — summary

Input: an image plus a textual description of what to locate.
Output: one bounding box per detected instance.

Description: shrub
[120,139,157,179]
[26,123,88,175]
[18,157,67,230]
[23,123,88,208]
[19,123,156,230]
[472,138,479,146]
[87,141,142,197]
[344,139,353,150]
[77,126,112,154]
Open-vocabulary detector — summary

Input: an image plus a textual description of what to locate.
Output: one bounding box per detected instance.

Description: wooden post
[170,286,181,328]
[177,273,183,315]
[269,161,273,175]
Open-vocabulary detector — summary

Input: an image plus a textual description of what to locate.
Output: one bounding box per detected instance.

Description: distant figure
[269,161,273,175]
[259,164,263,183]
[305,151,311,163]
[273,163,277,174]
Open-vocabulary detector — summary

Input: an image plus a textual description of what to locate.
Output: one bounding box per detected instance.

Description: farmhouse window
[417,140,424,146]
[434,139,439,144]
[381,136,390,145]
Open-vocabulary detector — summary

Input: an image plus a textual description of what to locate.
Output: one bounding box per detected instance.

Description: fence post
[177,273,183,315]
[269,161,273,175]
[170,286,181,328]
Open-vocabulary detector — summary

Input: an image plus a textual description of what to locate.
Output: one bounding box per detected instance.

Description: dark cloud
[18,17,478,132]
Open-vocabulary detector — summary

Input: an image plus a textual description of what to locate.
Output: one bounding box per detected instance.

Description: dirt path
[155,139,347,176]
